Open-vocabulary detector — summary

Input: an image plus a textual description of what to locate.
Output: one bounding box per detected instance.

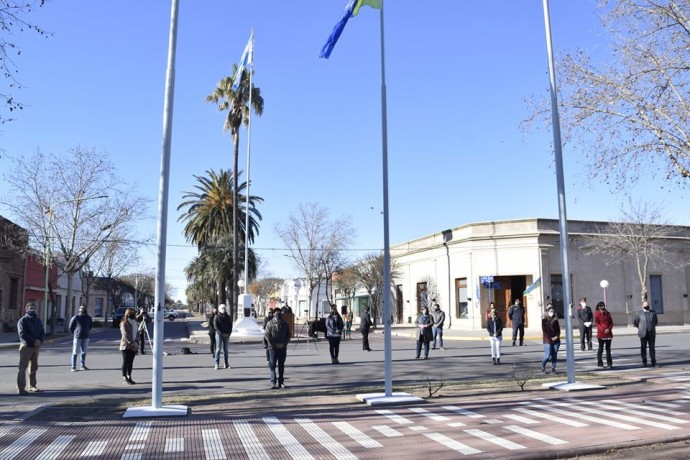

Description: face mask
[547,311,554,317]
[643,306,650,310]
[27,310,37,317]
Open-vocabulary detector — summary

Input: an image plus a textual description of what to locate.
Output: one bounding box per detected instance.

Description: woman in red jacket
[594,301,614,369]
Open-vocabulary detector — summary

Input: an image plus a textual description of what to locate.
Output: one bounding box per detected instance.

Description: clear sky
[0,1,688,302]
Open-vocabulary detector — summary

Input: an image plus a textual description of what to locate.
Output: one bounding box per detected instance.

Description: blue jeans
[541,341,560,369]
[432,327,444,348]
[215,333,229,366]
[71,337,89,369]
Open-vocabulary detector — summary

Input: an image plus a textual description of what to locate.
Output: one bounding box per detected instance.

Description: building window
[9,277,19,310]
[94,297,104,317]
[456,278,468,319]
[649,275,664,314]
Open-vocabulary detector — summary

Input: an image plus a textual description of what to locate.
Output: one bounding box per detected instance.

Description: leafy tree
[249,277,284,316]
[206,67,264,314]
[526,0,690,188]
[584,200,677,302]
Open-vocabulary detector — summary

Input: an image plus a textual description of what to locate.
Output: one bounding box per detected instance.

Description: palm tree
[206,65,264,313]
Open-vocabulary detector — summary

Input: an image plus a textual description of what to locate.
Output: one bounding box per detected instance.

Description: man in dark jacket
[633,301,659,367]
[431,302,446,350]
[577,297,594,351]
[17,302,45,394]
[326,305,344,364]
[69,305,93,371]
[213,304,233,370]
[360,306,373,351]
[135,306,152,355]
[508,299,525,346]
[265,309,291,388]
[207,307,218,357]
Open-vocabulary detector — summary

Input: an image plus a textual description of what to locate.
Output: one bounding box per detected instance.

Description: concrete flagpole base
[123,405,190,418]
[543,381,606,391]
[232,316,265,337]
[356,392,425,406]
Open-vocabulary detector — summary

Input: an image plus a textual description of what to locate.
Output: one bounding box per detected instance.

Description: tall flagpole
[542,0,575,384]
[379,0,393,398]
[124,0,187,417]
[243,28,254,295]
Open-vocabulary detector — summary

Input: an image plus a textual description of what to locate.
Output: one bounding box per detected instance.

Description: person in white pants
[487,308,504,365]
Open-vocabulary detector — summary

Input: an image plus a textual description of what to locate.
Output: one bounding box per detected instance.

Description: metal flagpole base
[543,381,606,392]
[123,405,190,418]
[356,392,424,406]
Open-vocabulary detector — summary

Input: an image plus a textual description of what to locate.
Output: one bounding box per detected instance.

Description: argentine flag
[232,34,253,91]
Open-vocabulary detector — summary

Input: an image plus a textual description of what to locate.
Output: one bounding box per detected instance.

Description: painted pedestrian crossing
[1,396,690,459]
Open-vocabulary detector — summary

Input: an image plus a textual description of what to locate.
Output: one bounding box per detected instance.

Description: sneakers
[18,389,28,395]
[224,364,230,369]
[280,383,288,389]
[214,364,219,370]
[29,387,40,392]
[81,365,89,371]
[440,347,445,351]
[271,383,278,389]
[71,368,77,372]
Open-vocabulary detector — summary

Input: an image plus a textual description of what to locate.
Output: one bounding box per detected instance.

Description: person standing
[344,307,354,340]
[262,308,275,364]
[415,306,433,359]
[360,306,373,351]
[508,299,525,346]
[633,300,659,367]
[326,306,344,364]
[119,308,139,385]
[431,302,446,350]
[17,302,45,395]
[213,304,233,370]
[486,307,503,365]
[69,305,93,371]
[135,306,152,355]
[541,304,561,373]
[577,297,594,351]
[207,307,218,357]
[594,301,614,369]
[265,308,291,389]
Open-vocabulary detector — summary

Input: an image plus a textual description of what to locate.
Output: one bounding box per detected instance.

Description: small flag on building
[319,0,381,59]
[524,277,542,295]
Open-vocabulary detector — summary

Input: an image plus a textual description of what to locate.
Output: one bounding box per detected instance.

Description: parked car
[164,308,178,321]
[111,307,129,328]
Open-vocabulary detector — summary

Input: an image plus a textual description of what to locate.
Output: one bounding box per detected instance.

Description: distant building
[0,216,27,331]
[392,218,690,333]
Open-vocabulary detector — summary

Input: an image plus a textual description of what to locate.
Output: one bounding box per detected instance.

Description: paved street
[2,315,690,459]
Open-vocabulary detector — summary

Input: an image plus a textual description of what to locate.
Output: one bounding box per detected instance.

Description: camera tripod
[139,321,153,353]
[293,318,318,352]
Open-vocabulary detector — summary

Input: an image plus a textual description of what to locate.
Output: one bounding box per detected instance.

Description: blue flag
[524,277,541,295]
[320,0,381,59]
[232,34,253,91]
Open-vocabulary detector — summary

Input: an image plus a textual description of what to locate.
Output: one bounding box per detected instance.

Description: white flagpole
[542,0,576,384]
[243,28,254,295]
[124,0,187,417]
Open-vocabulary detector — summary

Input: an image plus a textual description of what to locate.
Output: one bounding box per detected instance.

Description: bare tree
[417,275,440,310]
[0,0,50,128]
[2,147,150,324]
[352,252,400,326]
[584,200,677,302]
[334,266,359,310]
[249,277,283,316]
[525,0,690,188]
[275,203,354,319]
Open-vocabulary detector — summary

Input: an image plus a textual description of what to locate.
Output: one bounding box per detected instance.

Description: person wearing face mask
[633,300,659,367]
[119,308,139,385]
[69,305,93,371]
[17,302,45,395]
[486,307,503,365]
[415,306,433,359]
[213,304,233,370]
[577,297,593,351]
[594,301,614,369]
[540,304,561,373]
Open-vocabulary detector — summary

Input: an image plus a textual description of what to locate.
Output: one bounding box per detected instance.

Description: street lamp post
[294,279,302,318]
[600,279,609,306]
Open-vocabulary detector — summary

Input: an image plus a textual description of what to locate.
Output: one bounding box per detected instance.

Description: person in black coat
[135,306,152,355]
[508,299,525,346]
[487,307,504,364]
[577,297,594,351]
[326,306,344,364]
[213,304,233,370]
[415,306,433,359]
[207,307,218,357]
[359,306,373,351]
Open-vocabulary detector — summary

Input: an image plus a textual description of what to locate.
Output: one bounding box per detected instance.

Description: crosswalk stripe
[527,402,639,430]
[0,428,47,460]
[557,400,681,430]
[375,409,413,425]
[503,414,539,425]
[512,407,587,427]
[234,421,271,460]
[164,437,184,453]
[645,400,681,409]
[424,432,481,455]
[35,435,75,460]
[465,428,525,450]
[504,425,567,445]
[596,399,688,420]
[202,429,227,460]
[447,422,466,427]
[120,454,142,460]
[371,425,403,437]
[441,406,484,418]
[0,429,13,439]
[128,421,152,442]
[333,422,382,448]
[264,416,313,460]
[295,418,356,460]
[409,407,450,421]
[80,441,107,457]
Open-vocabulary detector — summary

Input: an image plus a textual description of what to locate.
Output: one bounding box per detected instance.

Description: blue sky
[0,1,687,301]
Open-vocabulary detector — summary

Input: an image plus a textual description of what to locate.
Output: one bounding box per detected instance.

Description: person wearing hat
[265,308,291,388]
[17,302,45,394]
[577,297,594,351]
[213,304,233,370]
[541,304,561,373]
[69,305,93,371]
